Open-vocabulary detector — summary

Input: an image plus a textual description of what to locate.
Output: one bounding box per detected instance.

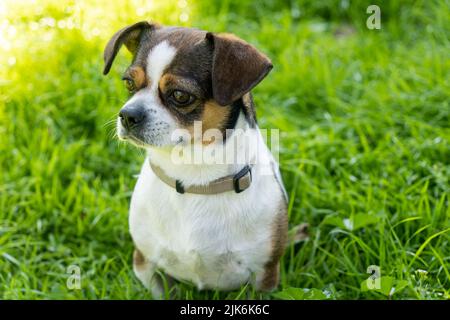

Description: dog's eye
[124,79,136,93]
[171,90,194,106]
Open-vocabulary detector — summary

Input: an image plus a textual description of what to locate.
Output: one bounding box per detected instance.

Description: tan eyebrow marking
[128,66,148,89]
[159,73,202,96]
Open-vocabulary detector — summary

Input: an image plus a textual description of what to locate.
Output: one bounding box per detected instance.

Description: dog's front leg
[133,248,174,299]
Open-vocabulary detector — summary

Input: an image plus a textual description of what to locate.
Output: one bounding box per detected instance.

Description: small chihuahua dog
[103,21,289,298]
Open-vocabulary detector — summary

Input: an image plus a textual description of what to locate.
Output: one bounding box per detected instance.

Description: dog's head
[103,21,272,148]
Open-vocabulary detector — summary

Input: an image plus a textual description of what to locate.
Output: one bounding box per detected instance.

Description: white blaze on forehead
[146,40,177,91]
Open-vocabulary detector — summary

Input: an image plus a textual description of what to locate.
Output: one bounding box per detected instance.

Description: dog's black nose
[119,104,146,129]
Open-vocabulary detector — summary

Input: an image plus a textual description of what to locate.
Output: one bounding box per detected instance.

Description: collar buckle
[175,180,185,194]
[233,165,252,193]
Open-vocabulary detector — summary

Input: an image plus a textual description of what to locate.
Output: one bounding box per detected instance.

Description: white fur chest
[129,154,282,290]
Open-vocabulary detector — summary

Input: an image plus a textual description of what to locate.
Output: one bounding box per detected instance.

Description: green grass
[0,0,449,299]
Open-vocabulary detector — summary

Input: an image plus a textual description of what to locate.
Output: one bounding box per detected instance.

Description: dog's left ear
[103,21,157,75]
[206,33,273,106]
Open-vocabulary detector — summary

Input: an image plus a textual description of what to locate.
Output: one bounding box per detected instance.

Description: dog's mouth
[118,125,186,149]
[120,133,148,147]
[119,132,173,149]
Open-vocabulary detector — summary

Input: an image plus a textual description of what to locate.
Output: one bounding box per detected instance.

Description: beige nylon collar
[149,160,253,195]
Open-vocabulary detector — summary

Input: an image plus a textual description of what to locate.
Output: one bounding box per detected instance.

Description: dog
[103,21,289,298]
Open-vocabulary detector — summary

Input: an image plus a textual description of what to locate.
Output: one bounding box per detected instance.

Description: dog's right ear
[103,21,157,75]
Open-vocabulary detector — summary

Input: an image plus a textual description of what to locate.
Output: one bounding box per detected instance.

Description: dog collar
[149,161,252,195]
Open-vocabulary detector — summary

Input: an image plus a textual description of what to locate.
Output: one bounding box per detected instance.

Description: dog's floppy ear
[206,32,273,106]
[103,21,156,75]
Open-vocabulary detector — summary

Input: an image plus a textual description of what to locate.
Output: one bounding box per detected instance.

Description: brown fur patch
[202,101,231,133]
[179,101,234,145]
[129,66,147,89]
[258,199,288,291]
[158,73,171,93]
[133,248,146,271]
[259,263,280,292]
